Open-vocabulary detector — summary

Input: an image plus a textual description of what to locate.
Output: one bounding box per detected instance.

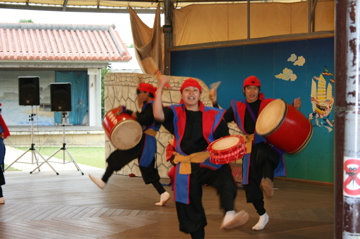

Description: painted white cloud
[275,68,297,81]
[287,54,306,66]
[294,56,306,66]
[287,54,297,62]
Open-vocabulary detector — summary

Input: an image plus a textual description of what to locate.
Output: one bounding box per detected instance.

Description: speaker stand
[5,106,59,175]
[30,112,84,175]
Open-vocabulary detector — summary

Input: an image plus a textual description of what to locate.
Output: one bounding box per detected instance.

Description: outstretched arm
[116,105,137,119]
[153,75,169,122]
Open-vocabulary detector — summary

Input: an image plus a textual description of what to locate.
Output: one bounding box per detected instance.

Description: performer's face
[137,90,150,107]
[181,86,201,109]
[243,85,260,103]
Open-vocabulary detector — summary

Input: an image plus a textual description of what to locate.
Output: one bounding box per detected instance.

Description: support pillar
[163,0,173,75]
[87,68,102,127]
[336,0,360,238]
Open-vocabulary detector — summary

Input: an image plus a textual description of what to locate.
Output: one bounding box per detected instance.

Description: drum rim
[111,118,142,134]
[257,99,288,137]
[210,135,241,151]
[208,135,243,152]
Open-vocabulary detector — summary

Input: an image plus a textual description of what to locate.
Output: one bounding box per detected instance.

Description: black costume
[101,103,165,195]
[224,99,281,216]
[163,105,237,239]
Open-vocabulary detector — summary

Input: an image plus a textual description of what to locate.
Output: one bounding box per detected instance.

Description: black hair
[137,89,154,98]
[243,86,261,96]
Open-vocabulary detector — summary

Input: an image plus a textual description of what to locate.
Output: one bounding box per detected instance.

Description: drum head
[256,99,286,136]
[111,120,142,150]
[211,136,240,151]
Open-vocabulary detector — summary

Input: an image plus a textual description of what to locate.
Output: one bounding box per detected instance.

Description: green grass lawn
[13,147,106,169]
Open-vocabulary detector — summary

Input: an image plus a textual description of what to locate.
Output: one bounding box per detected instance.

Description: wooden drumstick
[141,57,171,89]
[209,81,221,103]
[210,81,221,90]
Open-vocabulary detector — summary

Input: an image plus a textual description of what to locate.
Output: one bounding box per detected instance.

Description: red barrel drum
[255,99,313,154]
[102,108,143,150]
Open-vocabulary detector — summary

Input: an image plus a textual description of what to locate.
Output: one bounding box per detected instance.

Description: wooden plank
[0,171,334,238]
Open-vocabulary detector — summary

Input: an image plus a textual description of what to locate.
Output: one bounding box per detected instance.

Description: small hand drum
[208,135,247,165]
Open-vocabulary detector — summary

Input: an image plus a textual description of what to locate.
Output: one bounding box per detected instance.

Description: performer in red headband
[0,103,10,204]
[210,75,301,231]
[89,83,170,206]
[153,77,248,239]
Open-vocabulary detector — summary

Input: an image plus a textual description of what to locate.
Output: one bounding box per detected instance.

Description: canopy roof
[0,0,306,13]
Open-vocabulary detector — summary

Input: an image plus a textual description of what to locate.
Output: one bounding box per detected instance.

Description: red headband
[243,76,261,88]
[138,83,157,96]
[180,78,202,93]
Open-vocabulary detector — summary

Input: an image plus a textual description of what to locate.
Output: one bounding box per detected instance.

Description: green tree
[19,19,34,23]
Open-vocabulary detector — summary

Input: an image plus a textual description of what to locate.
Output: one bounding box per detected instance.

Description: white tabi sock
[252,212,269,231]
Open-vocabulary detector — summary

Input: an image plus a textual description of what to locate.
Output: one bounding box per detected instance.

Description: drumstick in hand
[141,57,171,89]
[209,81,221,104]
[210,81,221,90]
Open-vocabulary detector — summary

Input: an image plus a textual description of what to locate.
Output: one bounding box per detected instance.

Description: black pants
[0,165,5,186]
[243,142,280,215]
[0,164,4,198]
[102,137,162,190]
[0,140,5,186]
[176,163,237,237]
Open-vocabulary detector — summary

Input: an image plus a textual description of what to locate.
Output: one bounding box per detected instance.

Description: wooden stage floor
[0,166,334,239]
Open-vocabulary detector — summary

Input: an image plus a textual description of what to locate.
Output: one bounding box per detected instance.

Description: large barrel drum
[102,108,143,150]
[255,99,312,154]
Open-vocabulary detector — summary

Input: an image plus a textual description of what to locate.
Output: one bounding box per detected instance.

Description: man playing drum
[88,83,171,206]
[210,75,301,231]
[153,77,249,239]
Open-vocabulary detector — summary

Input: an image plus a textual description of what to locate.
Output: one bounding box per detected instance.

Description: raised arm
[209,81,221,108]
[153,75,169,122]
[209,88,219,108]
[293,97,302,110]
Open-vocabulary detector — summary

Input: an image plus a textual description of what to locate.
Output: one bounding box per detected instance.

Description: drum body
[208,135,247,164]
[255,99,313,154]
[102,108,143,150]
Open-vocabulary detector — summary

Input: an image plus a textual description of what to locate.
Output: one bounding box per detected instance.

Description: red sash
[0,114,10,139]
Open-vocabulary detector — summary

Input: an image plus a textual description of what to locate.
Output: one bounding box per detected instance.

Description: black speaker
[50,83,72,112]
[18,76,40,106]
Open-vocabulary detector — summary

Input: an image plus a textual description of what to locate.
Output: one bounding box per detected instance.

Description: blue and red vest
[138,101,161,167]
[230,98,286,184]
[170,102,226,204]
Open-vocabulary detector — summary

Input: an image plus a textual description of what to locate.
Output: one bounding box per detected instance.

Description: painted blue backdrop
[170,37,334,183]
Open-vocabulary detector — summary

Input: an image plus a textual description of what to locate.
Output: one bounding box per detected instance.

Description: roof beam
[0,3,157,13]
